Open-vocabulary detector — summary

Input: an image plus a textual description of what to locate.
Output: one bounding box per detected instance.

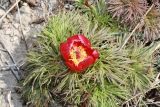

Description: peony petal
[78,56,95,71]
[92,50,99,59]
[67,35,91,48]
[60,34,99,73]
[67,35,80,46]
[66,61,83,72]
[78,35,91,48]
[60,42,71,61]
[85,47,94,55]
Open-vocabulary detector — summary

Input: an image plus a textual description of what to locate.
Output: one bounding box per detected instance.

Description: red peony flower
[60,34,99,72]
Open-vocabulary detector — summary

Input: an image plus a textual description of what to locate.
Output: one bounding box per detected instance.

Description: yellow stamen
[69,46,87,66]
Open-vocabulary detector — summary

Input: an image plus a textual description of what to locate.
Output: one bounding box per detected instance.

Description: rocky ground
[0,0,62,106]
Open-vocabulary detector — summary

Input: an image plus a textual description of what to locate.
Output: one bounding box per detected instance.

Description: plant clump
[22,11,159,107]
[106,0,160,43]
[107,0,148,24]
[138,6,160,42]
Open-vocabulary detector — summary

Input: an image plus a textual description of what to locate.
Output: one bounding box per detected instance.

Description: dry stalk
[122,85,160,106]
[0,41,21,81]
[120,4,155,50]
[16,0,28,50]
[0,0,21,23]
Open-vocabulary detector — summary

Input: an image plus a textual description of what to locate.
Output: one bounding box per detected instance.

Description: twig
[0,64,16,70]
[9,63,21,81]
[120,4,155,50]
[145,101,160,106]
[7,91,14,107]
[0,48,7,52]
[122,93,142,106]
[16,0,28,50]
[0,41,21,81]
[154,42,160,51]
[0,0,21,23]
[0,42,18,70]
[134,95,143,107]
[0,5,5,10]
[151,72,160,88]
[122,85,160,106]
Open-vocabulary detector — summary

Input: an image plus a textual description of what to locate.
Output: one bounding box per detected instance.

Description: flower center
[69,46,87,66]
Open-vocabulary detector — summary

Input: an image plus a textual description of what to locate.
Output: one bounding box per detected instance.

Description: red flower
[60,34,99,72]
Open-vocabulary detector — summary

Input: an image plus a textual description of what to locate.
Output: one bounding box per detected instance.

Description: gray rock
[64,4,74,10]
[20,3,31,14]
[14,3,32,26]
[0,0,10,10]
[48,0,58,10]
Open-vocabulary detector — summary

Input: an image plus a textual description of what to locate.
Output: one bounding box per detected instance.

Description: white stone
[13,23,19,29]
[14,4,32,25]
[13,28,19,34]
[0,9,5,17]
[5,29,12,35]
[20,3,31,14]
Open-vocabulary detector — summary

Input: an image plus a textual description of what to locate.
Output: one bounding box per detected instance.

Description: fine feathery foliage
[22,11,158,107]
[75,0,121,31]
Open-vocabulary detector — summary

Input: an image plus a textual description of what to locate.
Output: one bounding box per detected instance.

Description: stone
[0,71,22,107]
[10,38,14,42]
[64,4,74,10]
[48,0,58,10]
[13,23,20,29]
[0,0,10,10]
[13,29,20,36]
[9,0,16,4]
[0,9,5,17]
[20,3,31,14]
[5,29,12,35]
[14,3,32,25]
[25,0,39,6]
